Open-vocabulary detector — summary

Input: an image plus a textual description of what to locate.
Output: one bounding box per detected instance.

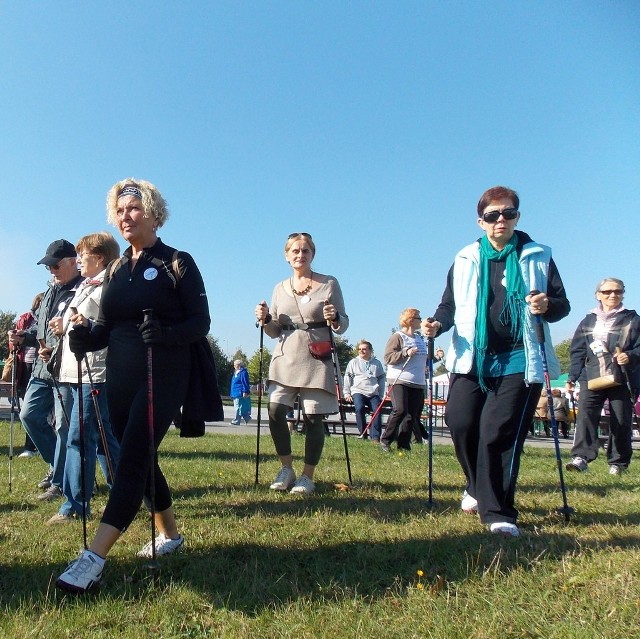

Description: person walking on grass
[255,232,348,495]
[566,278,640,475]
[56,178,222,594]
[422,185,570,538]
[379,310,427,452]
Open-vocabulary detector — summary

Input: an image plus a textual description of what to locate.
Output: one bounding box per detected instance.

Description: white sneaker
[290,474,315,495]
[490,522,520,537]
[18,450,38,458]
[461,490,478,513]
[137,533,185,558]
[269,466,296,491]
[56,550,104,593]
[609,465,624,476]
[566,457,588,472]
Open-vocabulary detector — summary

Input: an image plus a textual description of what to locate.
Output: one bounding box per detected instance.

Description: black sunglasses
[287,232,312,239]
[480,208,519,223]
[599,289,624,296]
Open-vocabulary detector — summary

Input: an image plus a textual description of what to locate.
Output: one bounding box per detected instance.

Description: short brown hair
[477,186,519,216]
[76,232,120,265]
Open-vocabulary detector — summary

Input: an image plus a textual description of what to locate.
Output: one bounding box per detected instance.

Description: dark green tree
[231,348,248,364]
[333,335,354,371]
[0,310,17,361]
[554,338,571,374]
[247,346,272,386]
[207,335,233,395]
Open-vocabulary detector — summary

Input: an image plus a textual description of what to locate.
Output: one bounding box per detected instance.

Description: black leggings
[268,403,325,466]
[101,353,188,532]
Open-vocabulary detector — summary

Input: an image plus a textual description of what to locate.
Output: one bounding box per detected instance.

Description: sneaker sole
[55,577,102,594]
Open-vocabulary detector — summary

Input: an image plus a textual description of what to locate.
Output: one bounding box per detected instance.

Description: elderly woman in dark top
[56,178,217,593]
[566,278,640,475]
[255,233,348,495]
[423,185,570,538]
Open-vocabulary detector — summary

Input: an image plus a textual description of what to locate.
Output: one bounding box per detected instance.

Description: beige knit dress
[264,273,348,399]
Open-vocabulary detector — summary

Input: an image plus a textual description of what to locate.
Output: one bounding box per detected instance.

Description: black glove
[139,319,165,345]
[68,325,92,356]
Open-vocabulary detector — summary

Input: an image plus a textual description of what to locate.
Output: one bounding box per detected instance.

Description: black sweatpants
[445,372,542,525]
[570,384,633,468]
[381,383,425,449]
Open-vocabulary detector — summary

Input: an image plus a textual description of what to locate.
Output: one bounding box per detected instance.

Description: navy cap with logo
[37,239,77,266]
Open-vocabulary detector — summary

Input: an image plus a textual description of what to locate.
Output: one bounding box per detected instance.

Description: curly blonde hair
[106,178,169,229]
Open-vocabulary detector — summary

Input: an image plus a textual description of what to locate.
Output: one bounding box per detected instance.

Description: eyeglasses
[287,232,312,239]
[480,208,519,223]
[599,289,624,296]
[411,315,422,321]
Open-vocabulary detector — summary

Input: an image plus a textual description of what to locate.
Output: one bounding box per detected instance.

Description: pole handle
[143,308,154,323]
[529,290,545,344]
[324,299,331,327]
[425,317,435,359]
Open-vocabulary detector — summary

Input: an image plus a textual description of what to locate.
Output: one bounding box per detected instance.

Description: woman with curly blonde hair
[56,178,221,593]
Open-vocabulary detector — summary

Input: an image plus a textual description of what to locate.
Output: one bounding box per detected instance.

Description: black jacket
[569,308,640,393]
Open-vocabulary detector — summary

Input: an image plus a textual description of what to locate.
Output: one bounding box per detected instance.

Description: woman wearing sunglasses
[566,279,640,475]
[255,233,348,495]
[422,186,570,537]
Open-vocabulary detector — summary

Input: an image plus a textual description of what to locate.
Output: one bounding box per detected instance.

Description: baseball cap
[37,239,77,266]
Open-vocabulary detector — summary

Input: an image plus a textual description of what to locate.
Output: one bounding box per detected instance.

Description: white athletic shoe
[461,490,478,514]
[56,550,104,593]
[290,474,315,495]
[269,466,296,491]
[490,522,520,537]
[566,457,588,472]
[137,533,185,558]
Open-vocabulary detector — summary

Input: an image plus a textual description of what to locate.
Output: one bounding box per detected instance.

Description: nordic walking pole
[8,341,20,493]
[70,309,88,550]
[254,320,265,485]
[360,355,412,439]
[615,347,637,410]
[529,291,574,522]
[425,326,435,508]
[325,300,353,484]
[143,308,159,571]
[84,355,115,485]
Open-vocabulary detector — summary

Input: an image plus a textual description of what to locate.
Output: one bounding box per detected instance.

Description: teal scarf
[475,234,527,391]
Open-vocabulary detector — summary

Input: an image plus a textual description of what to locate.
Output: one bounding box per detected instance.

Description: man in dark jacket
[19,240,82,501]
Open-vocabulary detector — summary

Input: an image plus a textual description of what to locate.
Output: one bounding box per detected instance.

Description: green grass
[1,424,639,638]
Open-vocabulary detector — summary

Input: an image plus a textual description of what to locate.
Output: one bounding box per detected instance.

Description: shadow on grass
[3,529,640,614]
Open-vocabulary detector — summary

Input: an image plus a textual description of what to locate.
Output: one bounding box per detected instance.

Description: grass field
[1,424,639,638]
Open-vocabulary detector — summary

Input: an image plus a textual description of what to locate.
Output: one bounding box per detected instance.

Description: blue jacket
[230,366,250,398]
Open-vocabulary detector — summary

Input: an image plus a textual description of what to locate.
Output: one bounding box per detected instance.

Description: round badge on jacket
[144,268,158,281]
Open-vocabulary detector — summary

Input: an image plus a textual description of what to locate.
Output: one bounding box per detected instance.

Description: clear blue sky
[1,1,638,360]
